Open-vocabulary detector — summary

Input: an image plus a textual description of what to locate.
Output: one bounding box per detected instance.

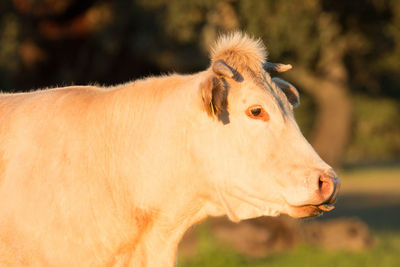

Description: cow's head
[193,32,340,222]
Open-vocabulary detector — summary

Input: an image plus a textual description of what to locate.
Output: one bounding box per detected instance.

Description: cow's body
[0,33,340,266]
[0,76,210,266]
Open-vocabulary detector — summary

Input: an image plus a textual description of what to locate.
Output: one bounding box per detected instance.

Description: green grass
[179,227,400,267]
[179,166,400,267]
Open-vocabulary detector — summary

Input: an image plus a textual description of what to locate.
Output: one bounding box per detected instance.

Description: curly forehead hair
[210,32,268,75]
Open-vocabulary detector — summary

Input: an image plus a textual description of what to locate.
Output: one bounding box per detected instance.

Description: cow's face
[194,58,340,222]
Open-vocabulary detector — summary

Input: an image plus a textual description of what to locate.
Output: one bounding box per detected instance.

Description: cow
[0,32,340,266]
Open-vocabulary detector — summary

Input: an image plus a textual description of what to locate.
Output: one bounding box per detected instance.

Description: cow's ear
[212,59,234,78]
[200,75,228,117]
[272,77,300,108]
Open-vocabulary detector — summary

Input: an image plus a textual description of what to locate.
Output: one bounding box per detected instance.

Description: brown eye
[245,105,270,122]
[251,107,261,116]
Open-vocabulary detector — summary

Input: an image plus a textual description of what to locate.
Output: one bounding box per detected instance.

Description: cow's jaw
[215,188,337,221]
[213,184,283,222]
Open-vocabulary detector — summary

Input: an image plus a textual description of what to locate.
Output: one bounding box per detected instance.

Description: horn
[264,62,292,74]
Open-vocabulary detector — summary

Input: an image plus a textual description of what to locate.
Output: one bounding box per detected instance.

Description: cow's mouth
[317,203,335,212]
[287,202,336,218]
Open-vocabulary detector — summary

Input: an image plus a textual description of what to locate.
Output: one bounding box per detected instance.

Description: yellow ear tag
[202,88,216,118]
[210,101,215,118]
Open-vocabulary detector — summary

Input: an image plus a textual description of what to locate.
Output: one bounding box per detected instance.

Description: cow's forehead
[209,32,293,116]
[244,69,292,117]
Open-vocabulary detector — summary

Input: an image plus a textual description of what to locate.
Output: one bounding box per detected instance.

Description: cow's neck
[130,196,209,266]
[106,76,214,266]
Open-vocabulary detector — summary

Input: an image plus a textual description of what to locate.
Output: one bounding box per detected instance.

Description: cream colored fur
[211,32,267,75]
[0,32,334,266]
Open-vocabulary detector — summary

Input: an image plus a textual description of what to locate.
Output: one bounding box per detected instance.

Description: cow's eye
[245,105,270,122]
[251,107,261,116]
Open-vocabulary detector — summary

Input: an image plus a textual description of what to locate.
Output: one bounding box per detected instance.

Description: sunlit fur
[211,32,267,75]
[0,32,333,266]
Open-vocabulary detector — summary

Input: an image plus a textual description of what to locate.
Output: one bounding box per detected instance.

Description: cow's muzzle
[316,173,341,212]
[288,172,341,217]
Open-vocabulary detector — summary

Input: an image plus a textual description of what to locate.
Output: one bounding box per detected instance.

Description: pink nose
[318,173,341,205]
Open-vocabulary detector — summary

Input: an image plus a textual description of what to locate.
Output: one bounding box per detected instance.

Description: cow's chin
[225,203,281,222]
[215,190,282,222]
[214,188,331,222]
[285,204,334,218]
[217,196,334,221]
[225,203,327,221]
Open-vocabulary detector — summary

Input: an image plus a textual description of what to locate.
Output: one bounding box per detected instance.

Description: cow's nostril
[317,174,341,205]
[318,178,324,191]
[318,174,335,203]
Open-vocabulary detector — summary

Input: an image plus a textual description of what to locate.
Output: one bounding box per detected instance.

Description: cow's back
[0,88,100,179]
[0,92,30,184]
